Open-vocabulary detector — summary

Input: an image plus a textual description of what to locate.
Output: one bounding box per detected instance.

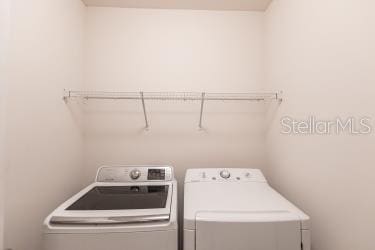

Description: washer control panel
[185,168,267,183]
[96,165,173,182]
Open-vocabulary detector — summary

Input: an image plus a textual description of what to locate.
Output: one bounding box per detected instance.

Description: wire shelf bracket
[63,90,283,129]
[198,92,206,129]
[140,91,149,130]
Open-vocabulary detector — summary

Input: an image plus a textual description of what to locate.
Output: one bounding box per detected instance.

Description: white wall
[83,10,266,245]
[0,0,11,247]
[264,0,375,250]
[83,8,266,183]
[4,1,86,250]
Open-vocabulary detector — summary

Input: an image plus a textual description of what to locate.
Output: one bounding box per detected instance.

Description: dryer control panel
[185,168,267,183]
[96,165,174,182]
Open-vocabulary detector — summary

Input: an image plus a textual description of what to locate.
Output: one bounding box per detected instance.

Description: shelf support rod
[140,92,149,130]
[63,89,70,102]
[276,90,283,103]
[199,92,206,129]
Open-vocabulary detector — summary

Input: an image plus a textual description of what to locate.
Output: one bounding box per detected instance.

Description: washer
[43,165,177,250]
[184,168,310,250]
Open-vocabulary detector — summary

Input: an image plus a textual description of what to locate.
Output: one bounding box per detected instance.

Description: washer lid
[48,182,173,225]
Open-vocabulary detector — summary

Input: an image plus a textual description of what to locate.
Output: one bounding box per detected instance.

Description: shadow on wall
[0,0,11,247]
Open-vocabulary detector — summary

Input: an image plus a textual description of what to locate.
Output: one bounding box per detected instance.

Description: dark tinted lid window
[66,185,169,210]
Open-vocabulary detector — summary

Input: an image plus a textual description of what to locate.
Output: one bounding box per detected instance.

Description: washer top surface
[183,168,309,230]
[44,166,177,233]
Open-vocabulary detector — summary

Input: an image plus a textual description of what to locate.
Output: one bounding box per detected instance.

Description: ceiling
[82,0,273,11]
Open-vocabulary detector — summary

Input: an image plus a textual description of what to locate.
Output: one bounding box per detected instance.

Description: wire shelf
[64,91,281,102]
[63,90,282,129]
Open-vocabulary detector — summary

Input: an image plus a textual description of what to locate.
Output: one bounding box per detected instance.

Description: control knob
[130,169,141,180]
[220,170,231,179]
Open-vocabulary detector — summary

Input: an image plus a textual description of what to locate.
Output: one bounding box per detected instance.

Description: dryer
[184,168,310,250]
[43,165,178,250]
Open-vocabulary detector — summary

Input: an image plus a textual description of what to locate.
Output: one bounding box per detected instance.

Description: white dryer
[184,168,310,250]
[43,165,178,250]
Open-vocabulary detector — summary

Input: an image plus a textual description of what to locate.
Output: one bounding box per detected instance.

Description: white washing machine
[184,168,310,250]
[43,165,178,250]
